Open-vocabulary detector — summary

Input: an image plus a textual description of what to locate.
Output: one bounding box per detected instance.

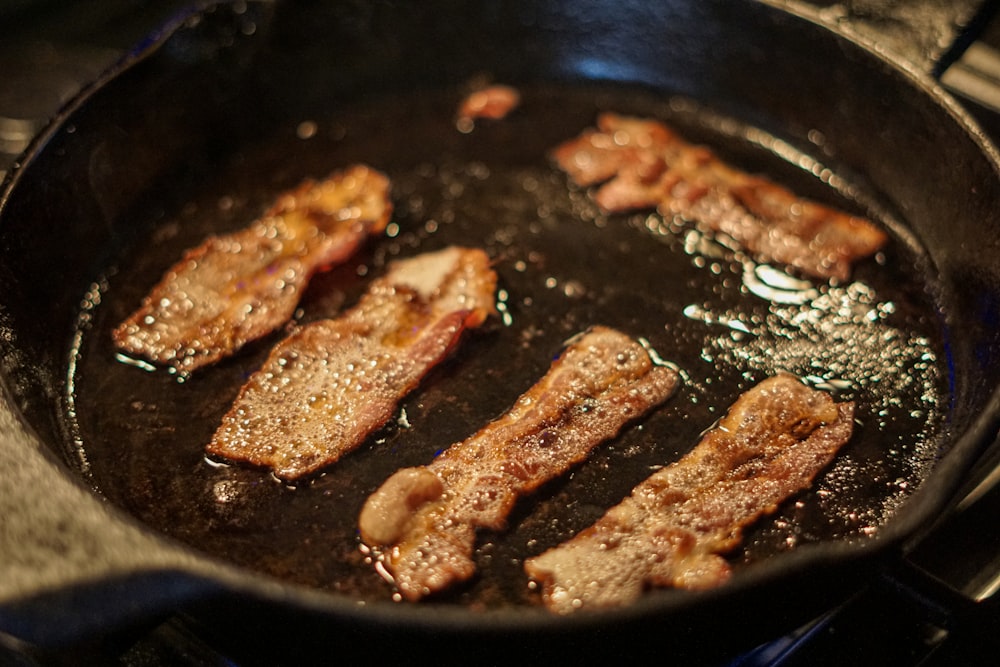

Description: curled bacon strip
[552,113,887,281]
[113,164,392,374]
[358,326,680,600]
[524,374,854,614]
[206,246,497,481]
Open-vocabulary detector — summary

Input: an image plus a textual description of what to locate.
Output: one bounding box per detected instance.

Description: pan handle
[0,387,226,647]
[779,0,998,77]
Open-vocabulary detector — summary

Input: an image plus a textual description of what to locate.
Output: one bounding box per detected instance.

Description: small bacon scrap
[358,326,680,600]
[552,113,887,281]
[206,246,497,480]
[456,84,521,132]
[524,374,854,614]
[113,165,392,374]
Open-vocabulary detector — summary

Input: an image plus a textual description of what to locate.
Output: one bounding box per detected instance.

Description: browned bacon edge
[524,373,854,614]
[358,326,681,601]
[551,113,887,281]
[205,246,497,481]
[112,164,392,375]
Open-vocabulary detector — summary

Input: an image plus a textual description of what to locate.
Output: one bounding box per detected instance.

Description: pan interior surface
[65,79,950,610]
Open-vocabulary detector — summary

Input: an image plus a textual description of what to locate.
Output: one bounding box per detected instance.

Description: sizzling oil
[67,83,947,609]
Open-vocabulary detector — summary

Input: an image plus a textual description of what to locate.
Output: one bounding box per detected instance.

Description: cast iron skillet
[2,0,1000,661]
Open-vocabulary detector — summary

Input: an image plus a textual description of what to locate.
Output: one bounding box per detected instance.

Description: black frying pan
[2,0,1000,662]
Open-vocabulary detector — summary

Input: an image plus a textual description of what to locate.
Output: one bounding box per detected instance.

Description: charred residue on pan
[65,82,948,608]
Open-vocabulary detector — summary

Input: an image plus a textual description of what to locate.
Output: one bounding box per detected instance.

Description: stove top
[1,2,999,665]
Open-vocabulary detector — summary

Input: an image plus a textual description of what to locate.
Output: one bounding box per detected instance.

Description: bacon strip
[113,165,392,374]
[524,373,854,614]
[552,113,887,281]
[206,246,497,480]
[456,84,521,132]
[358,327,680,600]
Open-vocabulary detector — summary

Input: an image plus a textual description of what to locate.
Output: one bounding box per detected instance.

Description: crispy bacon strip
[358,326,680,600]
[113,165,392,374]
[206,246,497,480]
[552,113,887,281]
[524,373,854,614]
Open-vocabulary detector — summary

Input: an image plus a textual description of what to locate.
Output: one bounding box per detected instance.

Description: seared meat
[206,246,497,481]
[525,373,854,614]
[113,165,392,374]
[358,326,680,600]
[456,84,521,131]
[552,113,887,281]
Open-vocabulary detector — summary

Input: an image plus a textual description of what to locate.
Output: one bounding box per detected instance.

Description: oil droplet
[114,353,157,372]
[682,304,753,334]
[296,120,318,139]
[742,263,819,304]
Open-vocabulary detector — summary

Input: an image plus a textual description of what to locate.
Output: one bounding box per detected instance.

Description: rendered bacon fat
[113,165,392,374]
[552,113,887,281]
[206,246,497,480]
[358,326,680,600]
[524,374,854,614]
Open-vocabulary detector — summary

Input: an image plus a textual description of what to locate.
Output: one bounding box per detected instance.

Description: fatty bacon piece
[113,165,392,374]
[206,246,497,481]
[552,113,887,281]
[358,326,680,601]
[524,373,854,614]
